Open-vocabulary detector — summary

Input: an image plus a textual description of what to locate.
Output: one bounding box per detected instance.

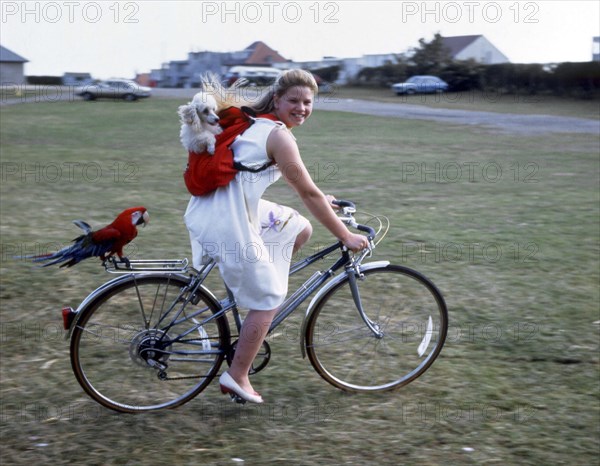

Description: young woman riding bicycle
[183,69,368,403]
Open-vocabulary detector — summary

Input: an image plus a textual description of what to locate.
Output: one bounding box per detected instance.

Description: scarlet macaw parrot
[30,206,149,267]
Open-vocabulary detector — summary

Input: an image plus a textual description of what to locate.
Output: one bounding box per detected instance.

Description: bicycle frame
[65,199,385,367]
[269,242,347,332]
[173,241,362,338]
[65,238,383,361]
[186,238,387,344]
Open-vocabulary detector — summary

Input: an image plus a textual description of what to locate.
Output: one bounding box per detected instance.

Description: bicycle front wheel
[305,264,448,392]
[70,274,229,412]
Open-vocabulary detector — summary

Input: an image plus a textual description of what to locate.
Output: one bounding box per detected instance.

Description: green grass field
[1,96,598,465]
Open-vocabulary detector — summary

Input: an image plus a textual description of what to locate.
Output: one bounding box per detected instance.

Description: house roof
[243,41,286,65]
[0,45,28,63]
[441,35,482,56]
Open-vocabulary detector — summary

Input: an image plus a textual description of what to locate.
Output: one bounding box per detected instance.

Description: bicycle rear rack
[104,258,190,274]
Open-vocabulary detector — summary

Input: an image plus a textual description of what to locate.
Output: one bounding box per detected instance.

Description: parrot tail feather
[73,220,92,234]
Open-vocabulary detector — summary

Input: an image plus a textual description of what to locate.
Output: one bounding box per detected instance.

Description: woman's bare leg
[227,224,312,395]
[293,224,313,255]
[227,308,278,395]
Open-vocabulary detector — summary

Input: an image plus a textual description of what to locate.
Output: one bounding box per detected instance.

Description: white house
[282,53,399,85]
[442,35,509,64]
[0,45,28,84]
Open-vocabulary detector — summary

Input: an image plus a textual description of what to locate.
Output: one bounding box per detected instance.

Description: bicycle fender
[299,261,390,358]
[64,273,193,340]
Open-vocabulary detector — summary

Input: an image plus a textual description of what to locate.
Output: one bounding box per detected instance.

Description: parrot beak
[140,211,150,227]
[132,210,150,227]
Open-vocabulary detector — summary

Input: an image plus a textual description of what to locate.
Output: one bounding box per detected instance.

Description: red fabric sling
[183,106,279,196]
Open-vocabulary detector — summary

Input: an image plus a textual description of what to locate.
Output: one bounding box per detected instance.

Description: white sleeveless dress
[184,118,310,310]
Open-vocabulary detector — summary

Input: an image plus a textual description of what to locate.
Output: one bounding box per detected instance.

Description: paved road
[313,98,599,135]
[2,87,598,135]
[150,89,599,135]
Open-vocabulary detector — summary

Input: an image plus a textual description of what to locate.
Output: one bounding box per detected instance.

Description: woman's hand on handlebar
[341,232,369,253]
[324,196,368,251]
[325,194,339,210]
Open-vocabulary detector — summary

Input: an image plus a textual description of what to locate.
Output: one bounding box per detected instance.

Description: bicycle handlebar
[331,199,377,240]
[331,199,356,210]
[356,223,377,239]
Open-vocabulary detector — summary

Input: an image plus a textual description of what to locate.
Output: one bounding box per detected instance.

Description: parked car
[75,79,152,101]
[312,74,334,93]
[391,75,449,95]
[224,66,282,87]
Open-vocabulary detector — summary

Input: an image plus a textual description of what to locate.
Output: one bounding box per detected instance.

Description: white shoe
[219,372,263,404]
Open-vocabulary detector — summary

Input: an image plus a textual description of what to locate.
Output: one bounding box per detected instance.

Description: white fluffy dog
[178,92,222,154]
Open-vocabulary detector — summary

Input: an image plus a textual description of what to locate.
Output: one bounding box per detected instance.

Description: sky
[1,0,599,79]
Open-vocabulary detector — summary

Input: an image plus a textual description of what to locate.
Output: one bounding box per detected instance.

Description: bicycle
[62,200,448,412]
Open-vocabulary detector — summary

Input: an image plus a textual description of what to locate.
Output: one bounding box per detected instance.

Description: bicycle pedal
[229,393,246,404]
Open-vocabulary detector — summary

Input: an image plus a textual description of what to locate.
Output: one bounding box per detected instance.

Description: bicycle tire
[305,264,448,392]
[70,274,230,412]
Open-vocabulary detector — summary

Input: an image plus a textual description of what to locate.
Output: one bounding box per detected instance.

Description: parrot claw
[103,256,131,270]
[102,256,131,270]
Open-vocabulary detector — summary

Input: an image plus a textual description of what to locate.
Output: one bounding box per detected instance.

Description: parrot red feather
[29,207,149,268]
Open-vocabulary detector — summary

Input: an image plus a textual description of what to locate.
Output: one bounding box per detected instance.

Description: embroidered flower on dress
[263,210,295,233]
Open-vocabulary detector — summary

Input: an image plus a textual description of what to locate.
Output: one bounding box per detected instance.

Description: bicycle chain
[160,374,206,381]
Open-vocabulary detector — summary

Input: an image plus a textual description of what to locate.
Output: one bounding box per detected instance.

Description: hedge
[26,76,64,85]
[354,61,600,98]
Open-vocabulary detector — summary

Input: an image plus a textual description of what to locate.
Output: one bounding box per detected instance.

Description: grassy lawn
[1,97,598,465]
[0,85,68,101]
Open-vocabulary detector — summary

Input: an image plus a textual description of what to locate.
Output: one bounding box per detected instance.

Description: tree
[309,65,340,83]
[409,33,453,76]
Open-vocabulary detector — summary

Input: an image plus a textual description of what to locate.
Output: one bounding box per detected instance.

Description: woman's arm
[267,127,368,252]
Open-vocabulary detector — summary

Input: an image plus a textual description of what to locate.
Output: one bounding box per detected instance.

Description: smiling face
[273,86,314,129]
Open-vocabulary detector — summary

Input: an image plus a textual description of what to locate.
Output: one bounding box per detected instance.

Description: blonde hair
[199,69,318,113]
[250,69,318,114]
[199,72,248,111]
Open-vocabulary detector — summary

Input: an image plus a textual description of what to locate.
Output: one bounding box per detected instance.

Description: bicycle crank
[226,393,248,404]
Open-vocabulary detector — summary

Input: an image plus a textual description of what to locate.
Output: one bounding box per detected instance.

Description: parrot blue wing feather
[32,232,115,268]
[73,220,92,234]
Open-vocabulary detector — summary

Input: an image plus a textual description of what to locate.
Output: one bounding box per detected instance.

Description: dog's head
[178,92,220,130]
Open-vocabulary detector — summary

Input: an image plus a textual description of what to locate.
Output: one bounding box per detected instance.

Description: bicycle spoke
[148,278,170,329]
[75,322,141,344]
[132,277,149,328]
[307,326,373,348]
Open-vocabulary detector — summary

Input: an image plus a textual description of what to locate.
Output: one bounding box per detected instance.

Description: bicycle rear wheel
[70,274,229,412]
[305,264,448,392]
